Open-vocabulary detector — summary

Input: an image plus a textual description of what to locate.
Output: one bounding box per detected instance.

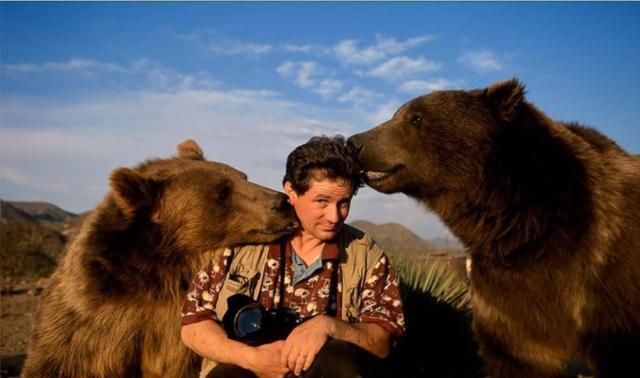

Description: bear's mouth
[257,221,299,236]
[363,165,402,184]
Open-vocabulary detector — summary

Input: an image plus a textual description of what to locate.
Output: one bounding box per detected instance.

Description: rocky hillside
[349,220,464,258]
[0,200,85,288]
[0,202,38,224]
[3,201,76,223]
[0,222,67,287]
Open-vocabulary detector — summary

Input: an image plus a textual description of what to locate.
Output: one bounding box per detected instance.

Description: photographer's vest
[200,224,383,377]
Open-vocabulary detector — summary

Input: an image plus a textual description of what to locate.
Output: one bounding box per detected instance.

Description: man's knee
[305,339,384,378]
[206,363,257,378]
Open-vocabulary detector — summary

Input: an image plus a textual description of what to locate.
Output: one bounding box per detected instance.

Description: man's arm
[181,319,289,378]
[181,320,253,368]
[281,315,391,375]
[331,318,391,357]
[282,251,404,375]
[181,249,289,378]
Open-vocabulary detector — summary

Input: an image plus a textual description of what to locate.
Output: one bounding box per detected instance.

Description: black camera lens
[234,305,263,337]
[222,294,303,345]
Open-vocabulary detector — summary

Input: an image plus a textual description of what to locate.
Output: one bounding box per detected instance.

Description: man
[181,136,405,378]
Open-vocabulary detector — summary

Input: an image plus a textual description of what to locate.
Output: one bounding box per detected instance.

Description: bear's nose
[346,135,364,161]
[272,193,292,213]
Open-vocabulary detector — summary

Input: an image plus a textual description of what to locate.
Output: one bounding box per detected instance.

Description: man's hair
[283,135,364,195]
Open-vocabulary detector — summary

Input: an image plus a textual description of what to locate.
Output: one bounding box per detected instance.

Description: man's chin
[318,228,341,241]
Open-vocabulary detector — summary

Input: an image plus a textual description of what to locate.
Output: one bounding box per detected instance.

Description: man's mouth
[321,224,341,232]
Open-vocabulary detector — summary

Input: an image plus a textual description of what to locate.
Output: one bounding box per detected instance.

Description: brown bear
[21,140,297,378]
[347,79,640,377]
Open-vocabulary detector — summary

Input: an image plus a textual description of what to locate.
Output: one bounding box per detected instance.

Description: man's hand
[247,340,290,378]
[281,315,336,376]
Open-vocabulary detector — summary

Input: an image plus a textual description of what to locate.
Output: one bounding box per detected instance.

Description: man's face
[284,176,354,242]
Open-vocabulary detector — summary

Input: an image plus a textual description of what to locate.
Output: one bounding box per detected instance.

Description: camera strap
[277,239,287,311]
[327,259,339,317]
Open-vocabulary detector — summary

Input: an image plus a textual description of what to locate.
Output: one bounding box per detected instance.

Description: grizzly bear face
[348,80,595,256]
[107,140,297,255]
[348,80,527,201]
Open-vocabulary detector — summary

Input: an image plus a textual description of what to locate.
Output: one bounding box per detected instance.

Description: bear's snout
[346,134,366,164]
[272,192,292,212]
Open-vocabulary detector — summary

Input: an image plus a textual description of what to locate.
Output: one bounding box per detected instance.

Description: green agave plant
[395,257,470,311]
[385,257,483,377]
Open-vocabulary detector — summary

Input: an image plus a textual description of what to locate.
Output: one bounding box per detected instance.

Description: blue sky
[1,2,639,239]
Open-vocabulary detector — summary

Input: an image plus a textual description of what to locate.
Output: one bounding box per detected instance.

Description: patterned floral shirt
[182,238,405,338]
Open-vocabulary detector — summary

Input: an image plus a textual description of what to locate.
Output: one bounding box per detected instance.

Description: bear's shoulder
[564,122,626,155]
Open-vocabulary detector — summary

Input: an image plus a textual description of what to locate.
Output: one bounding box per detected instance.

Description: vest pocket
[216,268,259,319]
[345,287,361,322]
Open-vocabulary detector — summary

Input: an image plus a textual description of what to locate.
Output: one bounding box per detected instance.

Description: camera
[222,294,302,346]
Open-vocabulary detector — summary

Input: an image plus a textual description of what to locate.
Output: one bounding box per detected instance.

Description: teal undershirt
[291,249,323,285]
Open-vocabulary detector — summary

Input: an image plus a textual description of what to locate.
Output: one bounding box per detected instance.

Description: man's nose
[325,205,340,223]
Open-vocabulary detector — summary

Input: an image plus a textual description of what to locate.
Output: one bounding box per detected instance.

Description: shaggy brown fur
[21,140,297,378]
[348,79,640,377]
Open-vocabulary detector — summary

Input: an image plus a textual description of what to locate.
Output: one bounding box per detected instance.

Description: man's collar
[320,242,340,260]
[269,237,341,261]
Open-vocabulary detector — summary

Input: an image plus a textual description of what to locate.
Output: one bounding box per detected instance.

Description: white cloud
[208,42,273,56]
[333,34,436,65]
[458,49,505,73]
[0,88,355,211]
[281,43,332,55]
[2,58,127,75]
[2,58,220,91]
[280,61,319,88]
[174,30,273,57]
[315,79,343,99]
[368,100,403,126]
[338,87,384,108]
[398,78,463,94]
[283,43,313,53]
[276,60,343,99]
[368,56,442,80]
[263,117,348,138]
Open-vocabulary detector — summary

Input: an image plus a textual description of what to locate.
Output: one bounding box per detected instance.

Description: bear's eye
[410,113,422,127]
[218,185,231,201]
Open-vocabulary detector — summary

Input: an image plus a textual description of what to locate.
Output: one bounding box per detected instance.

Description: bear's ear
[485,78,526,122]
[109,168,159,218]
[177,139,204,160]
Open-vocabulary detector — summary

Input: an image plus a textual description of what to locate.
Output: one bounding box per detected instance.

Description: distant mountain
[0,201,39,224]
[349,220,465,258]
[6,200,77,223]
[1,199,87,236]
[349,220,437,255]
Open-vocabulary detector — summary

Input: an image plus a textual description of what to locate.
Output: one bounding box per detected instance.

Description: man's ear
[283,181,298,206]
[485,78,526,123]
[109,168,159,218]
